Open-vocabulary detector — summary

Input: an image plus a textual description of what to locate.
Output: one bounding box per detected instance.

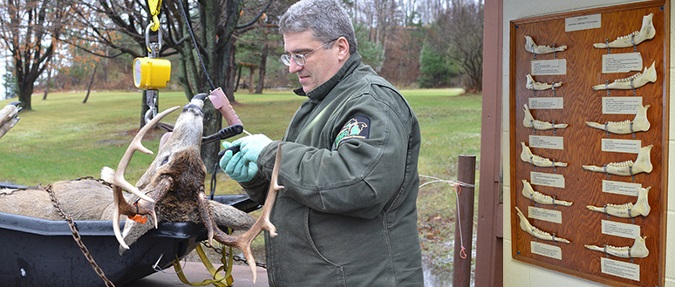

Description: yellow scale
[133,0,171,90]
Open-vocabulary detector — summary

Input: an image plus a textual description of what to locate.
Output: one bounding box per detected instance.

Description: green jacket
[242,53,423,286]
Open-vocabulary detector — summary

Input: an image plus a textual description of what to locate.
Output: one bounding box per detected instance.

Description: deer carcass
[0,95,280,282]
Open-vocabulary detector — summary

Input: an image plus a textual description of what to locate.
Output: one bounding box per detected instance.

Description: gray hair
[279,0,357,54]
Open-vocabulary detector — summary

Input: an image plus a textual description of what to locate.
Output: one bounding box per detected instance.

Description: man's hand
[219,141,259,182]
[233,134,273,163]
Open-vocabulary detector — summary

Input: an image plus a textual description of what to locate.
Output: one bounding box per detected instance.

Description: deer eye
[160,155,170,166]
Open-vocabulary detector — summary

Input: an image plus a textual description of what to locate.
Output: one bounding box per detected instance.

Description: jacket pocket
[302,208,347,287]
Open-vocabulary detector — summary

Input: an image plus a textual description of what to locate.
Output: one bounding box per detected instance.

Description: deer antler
[101,106,180,249]
[209,143,283,283]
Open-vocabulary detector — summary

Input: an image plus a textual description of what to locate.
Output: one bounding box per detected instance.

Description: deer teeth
[523,104,568,130]
[582,145,653,176]
[520,142,568,168]
[515,207,570,243]
[521,180,573,206]
[592,62,656,90]
[585,236,649,258]
[586,187,651,218]
[593,13,656,48]
[525,74,563,91]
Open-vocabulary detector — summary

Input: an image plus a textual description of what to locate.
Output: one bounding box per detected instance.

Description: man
[220,0,423,285]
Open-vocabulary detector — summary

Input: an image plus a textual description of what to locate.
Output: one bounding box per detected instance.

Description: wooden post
[453,155,476,287]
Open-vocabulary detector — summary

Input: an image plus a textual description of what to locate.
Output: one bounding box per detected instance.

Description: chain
[46,180,116,287]
[201,242,267,269]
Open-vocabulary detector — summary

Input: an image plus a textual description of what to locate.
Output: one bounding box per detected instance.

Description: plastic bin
[0,194,259,286]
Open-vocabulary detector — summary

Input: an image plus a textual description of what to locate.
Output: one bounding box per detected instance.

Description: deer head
[102,96,281,282]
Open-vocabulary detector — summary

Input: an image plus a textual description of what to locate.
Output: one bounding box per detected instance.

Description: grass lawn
[0,88,481,283]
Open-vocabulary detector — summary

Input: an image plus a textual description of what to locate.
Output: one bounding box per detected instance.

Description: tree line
[0,0,482,168]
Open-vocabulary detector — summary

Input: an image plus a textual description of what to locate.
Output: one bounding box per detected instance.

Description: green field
[0,88,481,282]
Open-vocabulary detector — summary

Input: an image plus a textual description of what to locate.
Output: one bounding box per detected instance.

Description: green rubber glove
[233,134,273,163]
[219,141,258,183]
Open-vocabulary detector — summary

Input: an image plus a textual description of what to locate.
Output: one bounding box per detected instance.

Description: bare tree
[64,0,271,170]
[446,0,483,92]
[0,0,69,110]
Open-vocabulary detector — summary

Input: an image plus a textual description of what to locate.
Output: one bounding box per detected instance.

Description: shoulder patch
[335,115,370,147]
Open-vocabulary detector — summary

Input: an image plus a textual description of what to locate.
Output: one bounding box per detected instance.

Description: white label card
[565,14,601,32]
[529,97,563,110]
[531,59,567,75]
[602,180,641,197]
[602,220,641,239]
[529,135,564,150]
[602,97,642,114]
[602,53,643,73]
[601,257,640,281]
[601,139,641,154]
[530,172,565,188]
[528,206,562,224]
[531,241,562,260]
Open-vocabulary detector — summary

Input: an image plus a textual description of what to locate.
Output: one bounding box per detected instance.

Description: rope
[419,175,474,260]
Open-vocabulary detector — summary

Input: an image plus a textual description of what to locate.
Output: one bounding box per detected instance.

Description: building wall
[499,0,675,286]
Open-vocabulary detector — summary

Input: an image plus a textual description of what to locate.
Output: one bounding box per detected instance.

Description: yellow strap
[172,243,234,286]
[147,0,162,31]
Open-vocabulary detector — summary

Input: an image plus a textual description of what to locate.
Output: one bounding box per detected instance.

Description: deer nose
[183,103,203,116]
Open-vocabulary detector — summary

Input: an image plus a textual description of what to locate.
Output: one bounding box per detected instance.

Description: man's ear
[336,37,350,61]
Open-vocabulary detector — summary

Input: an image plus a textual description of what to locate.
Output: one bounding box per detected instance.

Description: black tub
[0,194,259,287]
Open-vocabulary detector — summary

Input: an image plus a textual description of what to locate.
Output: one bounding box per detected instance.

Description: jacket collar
[293,52,363,101]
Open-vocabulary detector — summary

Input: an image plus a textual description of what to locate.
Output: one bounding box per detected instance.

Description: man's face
[283,30,342,93]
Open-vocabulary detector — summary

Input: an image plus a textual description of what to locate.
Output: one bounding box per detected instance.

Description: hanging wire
[178,0,216,91]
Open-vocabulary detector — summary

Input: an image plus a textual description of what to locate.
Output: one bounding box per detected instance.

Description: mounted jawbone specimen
[525,74,562,91]
[585,236,649,258]
[524,35,567,55]
[592,62,656,90]
[593,13,656,49]
[586,186,651,218]
[520,142,568,168]
[515,206,570,243]
[585,104,650,134]
[523,104,568,130]
[582,144,653,176]
[521,179,572,206]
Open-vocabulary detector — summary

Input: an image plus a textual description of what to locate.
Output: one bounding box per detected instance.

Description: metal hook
[145,23,163,56]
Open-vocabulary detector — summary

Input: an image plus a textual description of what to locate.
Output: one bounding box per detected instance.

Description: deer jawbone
[593,13,656,49]
[521,180,572,206]
[520,142,568,168]
[524,35,568,55]
[582,145,653,176]
[592,62,657,90]
[515,207,570,243]
[585,236,649,258]
[523,104,568,130]
[585,104,650,134]
[586,186,651,218]
[526,74,563,91]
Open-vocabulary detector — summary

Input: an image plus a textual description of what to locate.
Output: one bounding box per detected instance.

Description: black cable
[178,0,216,91]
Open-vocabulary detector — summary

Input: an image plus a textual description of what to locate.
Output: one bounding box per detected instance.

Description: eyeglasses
[280,39,338,66]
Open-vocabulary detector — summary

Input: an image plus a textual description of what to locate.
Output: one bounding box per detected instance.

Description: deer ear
[159,132,172,149]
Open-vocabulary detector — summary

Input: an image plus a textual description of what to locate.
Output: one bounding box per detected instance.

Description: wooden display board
[509,1,669,286]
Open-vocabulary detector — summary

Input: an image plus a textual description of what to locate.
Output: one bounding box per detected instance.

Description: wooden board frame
[509,1,669,286]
